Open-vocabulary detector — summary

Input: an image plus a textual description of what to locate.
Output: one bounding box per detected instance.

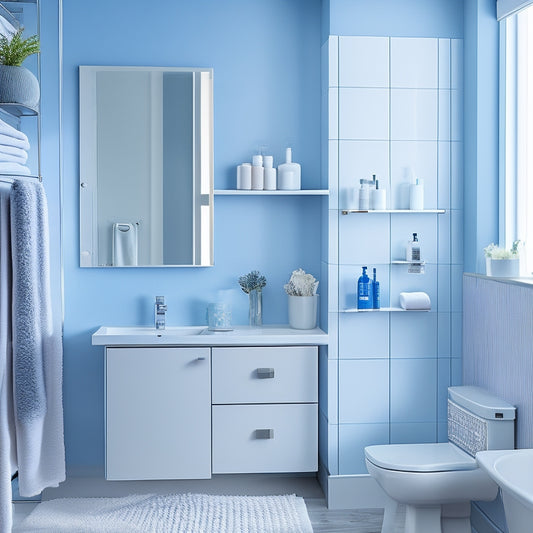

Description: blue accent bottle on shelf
[372,267,380,309]
[357,266,373,309]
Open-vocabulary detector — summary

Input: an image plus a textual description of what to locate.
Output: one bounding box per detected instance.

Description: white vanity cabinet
[105,347,211,480]
[94,325,327,480]
[211,346,318,474]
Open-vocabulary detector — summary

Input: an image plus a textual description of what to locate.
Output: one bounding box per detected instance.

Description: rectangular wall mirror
[79,66,213,267]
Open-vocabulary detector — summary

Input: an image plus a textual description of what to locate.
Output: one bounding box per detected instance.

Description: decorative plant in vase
[484,240,521,277]
[239,270,267,326]
[0,28,40,111]
[284,268,319,330]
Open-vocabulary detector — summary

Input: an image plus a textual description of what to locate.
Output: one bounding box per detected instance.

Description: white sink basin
[477,449,533,533]
[92,325,328,346]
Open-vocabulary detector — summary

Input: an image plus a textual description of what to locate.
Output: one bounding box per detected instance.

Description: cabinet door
[106,347,211,480]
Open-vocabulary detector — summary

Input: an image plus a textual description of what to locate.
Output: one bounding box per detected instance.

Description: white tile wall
[390,142,437,209]
[329,36,339,87]
[339,88,389,140]
[390,38,438,89]
[339,213,390,265]
[390,89,438,141]
[339,140,389,209]
[338,312,389,359]
[438,39,451,89]
[339,36,389,88]
[437,142,451,209]
[339,359,389,423]
[327,35,463,475]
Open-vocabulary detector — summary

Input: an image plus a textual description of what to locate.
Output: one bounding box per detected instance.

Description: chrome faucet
[155,296,167,330]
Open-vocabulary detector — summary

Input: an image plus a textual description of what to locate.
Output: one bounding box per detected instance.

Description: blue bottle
[372,268,380,309]
[357,266,373,309]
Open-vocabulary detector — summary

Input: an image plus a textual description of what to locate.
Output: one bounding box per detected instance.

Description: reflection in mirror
[79,66,213,267]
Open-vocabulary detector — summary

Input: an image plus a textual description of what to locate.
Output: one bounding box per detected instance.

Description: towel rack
[0,174,42,183]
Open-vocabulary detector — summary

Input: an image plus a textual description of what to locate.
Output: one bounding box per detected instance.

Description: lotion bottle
[277,147,301,190]
[357,266,373,309]
[409,178,424,210]
[406,233,421,261]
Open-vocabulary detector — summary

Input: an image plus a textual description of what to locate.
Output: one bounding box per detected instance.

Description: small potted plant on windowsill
[0,28,40,112]
[484,241,521,277]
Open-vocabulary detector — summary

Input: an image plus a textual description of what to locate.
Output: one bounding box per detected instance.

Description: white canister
[237,163,252,189]
[409,178,424,210]
[251,165,264,190]
[288,295,318,330]
[264,167,277,190]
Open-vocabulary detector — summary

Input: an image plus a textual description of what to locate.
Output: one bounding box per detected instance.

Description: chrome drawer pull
[256,367,275,379]
[255,429,274,439]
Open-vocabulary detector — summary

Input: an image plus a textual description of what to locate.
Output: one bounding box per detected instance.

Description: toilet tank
[448,386,516,457]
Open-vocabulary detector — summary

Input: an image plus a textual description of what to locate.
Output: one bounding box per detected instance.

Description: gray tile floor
[13,473,406,532]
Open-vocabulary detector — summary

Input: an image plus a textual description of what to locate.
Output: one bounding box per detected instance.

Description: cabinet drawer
[212,403,318,474]
[212,346,317,404]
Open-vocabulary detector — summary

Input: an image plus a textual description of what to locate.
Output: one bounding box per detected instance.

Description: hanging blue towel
[11,180,46,421]
[10,179,65,498]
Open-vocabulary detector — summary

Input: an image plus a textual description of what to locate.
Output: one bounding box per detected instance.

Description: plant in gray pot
[0,29,40,112]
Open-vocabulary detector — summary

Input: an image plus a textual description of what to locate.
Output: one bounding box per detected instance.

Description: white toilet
[365,386,516,533]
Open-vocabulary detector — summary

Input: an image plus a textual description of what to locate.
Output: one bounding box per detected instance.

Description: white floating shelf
[341,209,445,215]
[391,260,426,265]
[342,307,430,313]
[215,189,329,196]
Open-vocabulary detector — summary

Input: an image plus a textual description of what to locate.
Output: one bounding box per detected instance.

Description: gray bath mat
[15,492,313,532]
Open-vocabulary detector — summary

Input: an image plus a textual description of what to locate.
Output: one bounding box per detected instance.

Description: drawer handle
[255,428,274,439]
[256,367,275,379]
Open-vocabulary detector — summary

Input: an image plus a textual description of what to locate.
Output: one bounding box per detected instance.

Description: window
[500,3,533,275]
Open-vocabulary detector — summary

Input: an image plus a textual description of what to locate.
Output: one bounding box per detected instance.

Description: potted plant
[0,28,40,112]
[284,268,319,329]
[484,241,521,277]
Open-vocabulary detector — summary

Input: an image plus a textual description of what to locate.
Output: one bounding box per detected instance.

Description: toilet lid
[365,443,478,472]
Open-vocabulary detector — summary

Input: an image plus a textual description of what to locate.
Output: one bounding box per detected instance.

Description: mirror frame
[79,66,214,267]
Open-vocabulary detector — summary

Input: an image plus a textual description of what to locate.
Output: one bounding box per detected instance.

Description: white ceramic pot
[288,295,318,330]
[486,258,520,277]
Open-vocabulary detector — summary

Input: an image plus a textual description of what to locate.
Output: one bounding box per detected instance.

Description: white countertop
[92,325,329,347]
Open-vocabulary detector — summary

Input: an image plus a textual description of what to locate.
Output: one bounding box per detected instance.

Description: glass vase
[249,289,262,327]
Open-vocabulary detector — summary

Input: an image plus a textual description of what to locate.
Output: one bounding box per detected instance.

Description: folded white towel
[0,162,30,175]
[0,119,27,142]
[0,14,16,39]
[399,291,431,310]
[0,134,30,151]
[0,145,28,164]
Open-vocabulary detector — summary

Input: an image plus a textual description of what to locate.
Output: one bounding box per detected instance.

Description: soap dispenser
[277,147,301,190]
[357,266,373,309]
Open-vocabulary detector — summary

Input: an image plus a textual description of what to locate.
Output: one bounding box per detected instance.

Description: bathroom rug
[14,492,313,532]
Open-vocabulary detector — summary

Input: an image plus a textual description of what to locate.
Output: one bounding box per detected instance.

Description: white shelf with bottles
[215,189,329,196]
[341,209,445,215]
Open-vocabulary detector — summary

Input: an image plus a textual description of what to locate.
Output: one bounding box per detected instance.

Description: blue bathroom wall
[464,0,500,273]
[58,0,322,469]
[328,0,464,38]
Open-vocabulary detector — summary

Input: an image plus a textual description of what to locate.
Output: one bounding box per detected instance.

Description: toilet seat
[365,442,477,473]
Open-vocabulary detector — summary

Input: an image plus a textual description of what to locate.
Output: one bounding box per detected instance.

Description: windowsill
[464,272,533,288]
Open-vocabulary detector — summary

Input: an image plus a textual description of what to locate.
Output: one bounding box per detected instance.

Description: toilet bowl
[365,386,516,533]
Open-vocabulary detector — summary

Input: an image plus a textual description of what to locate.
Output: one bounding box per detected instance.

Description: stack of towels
[0,118,31,175]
